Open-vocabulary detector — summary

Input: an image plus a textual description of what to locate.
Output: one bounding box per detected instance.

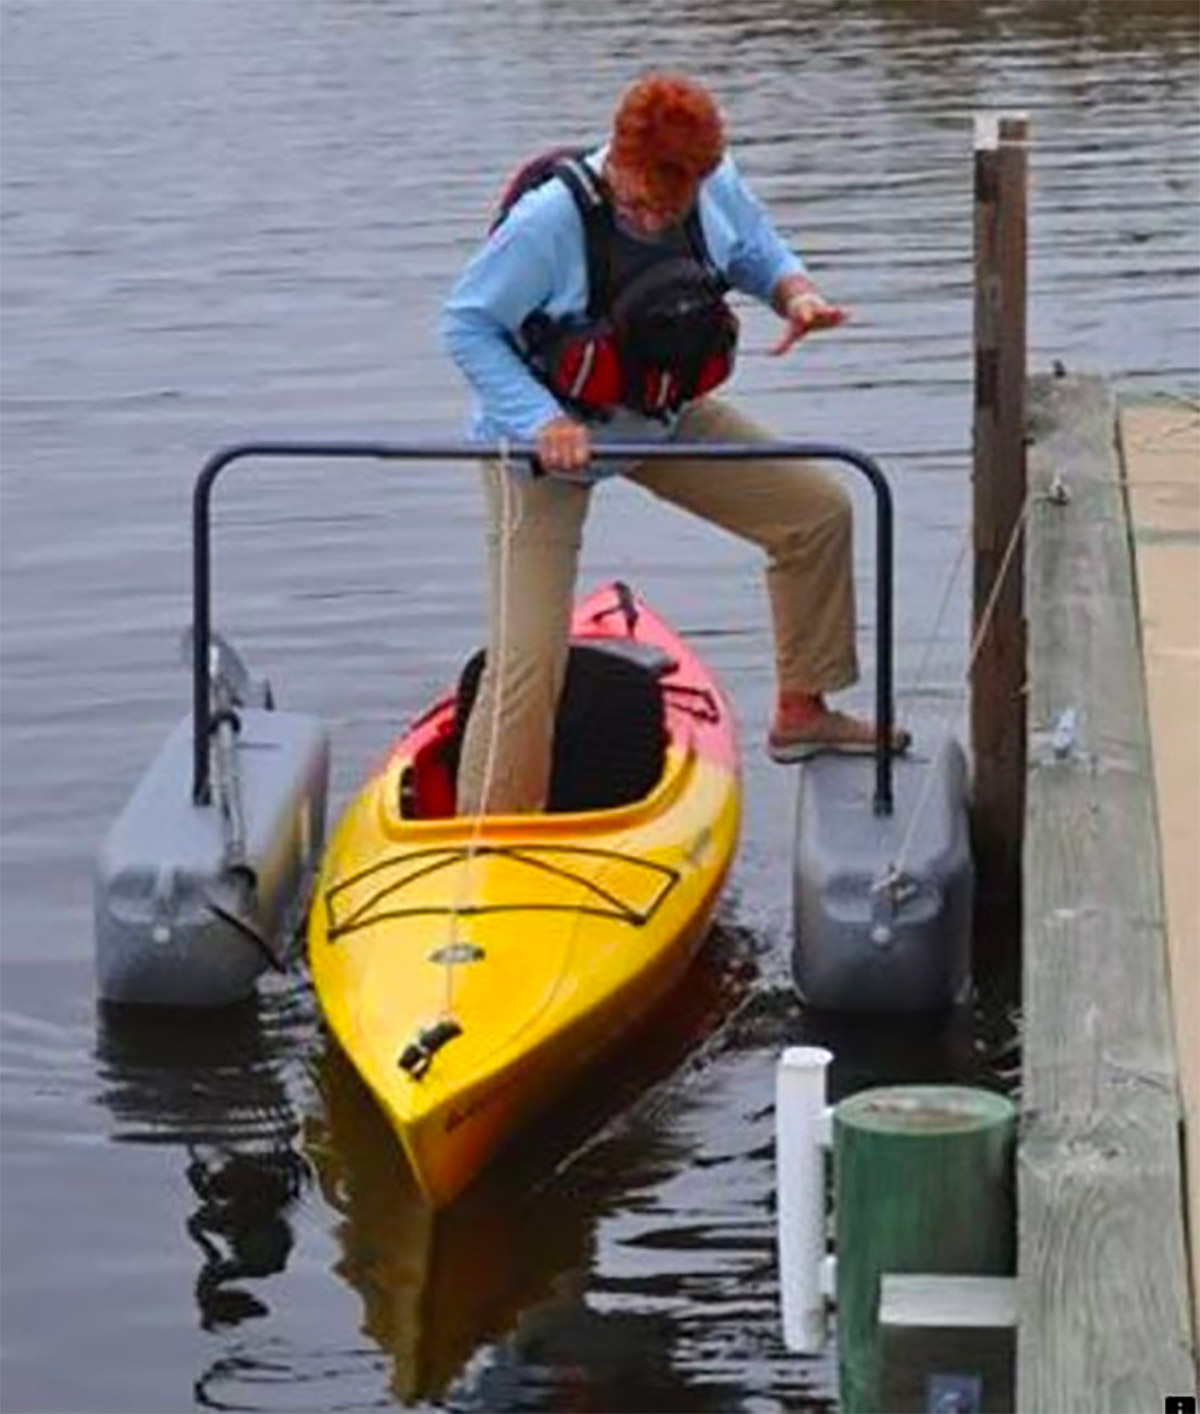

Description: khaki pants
[457,397,857,814]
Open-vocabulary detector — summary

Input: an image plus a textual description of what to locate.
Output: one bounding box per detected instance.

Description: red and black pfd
[492,150,739,420]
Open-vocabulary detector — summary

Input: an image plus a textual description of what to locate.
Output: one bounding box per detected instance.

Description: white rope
[443,439,524,1018]
[902,520,972,715]
[885,486,1040,886]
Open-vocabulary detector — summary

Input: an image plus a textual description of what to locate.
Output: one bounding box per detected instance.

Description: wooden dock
[1020,373,1198,1410]
[1121,393,1200,1339]
[862,112,1199,1412]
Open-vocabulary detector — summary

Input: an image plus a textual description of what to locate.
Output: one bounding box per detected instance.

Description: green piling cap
[835,1085,1016,1136]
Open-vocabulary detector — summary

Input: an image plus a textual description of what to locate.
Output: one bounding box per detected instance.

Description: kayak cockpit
[394,637,677,822]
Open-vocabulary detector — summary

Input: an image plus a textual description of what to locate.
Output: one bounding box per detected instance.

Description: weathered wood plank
[1121,400,1200,1345]
[1019,373,1196,1411]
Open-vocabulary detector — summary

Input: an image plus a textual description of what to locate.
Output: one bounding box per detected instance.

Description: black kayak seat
[568,635,678,678]
[448,638,668,813]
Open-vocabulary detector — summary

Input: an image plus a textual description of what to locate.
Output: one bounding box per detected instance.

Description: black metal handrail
[192,440,896,813]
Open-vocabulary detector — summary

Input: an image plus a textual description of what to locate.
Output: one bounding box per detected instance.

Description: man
[442,71,908,815]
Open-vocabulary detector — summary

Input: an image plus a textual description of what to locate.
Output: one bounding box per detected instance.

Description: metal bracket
[926,1373,983,1413]
[1046,472,1071,506]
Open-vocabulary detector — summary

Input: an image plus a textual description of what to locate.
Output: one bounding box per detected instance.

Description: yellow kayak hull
[308,586,741,1207]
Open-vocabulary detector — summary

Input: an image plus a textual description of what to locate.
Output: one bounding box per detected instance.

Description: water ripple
[1,0,1194,1408]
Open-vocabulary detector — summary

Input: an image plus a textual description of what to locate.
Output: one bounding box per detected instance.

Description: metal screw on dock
[834,1085,1016,1414]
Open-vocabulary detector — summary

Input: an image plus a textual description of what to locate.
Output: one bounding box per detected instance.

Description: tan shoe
[767,710,912,764]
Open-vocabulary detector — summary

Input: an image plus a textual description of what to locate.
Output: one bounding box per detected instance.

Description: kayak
[307,581,741,1208]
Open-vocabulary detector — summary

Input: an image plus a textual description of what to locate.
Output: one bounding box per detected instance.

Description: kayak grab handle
[192,440,896,815]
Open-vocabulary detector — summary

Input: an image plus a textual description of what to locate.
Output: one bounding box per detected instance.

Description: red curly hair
[609,73,726,204]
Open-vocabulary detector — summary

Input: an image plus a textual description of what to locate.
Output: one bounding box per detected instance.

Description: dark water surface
[2,1,1197,1410]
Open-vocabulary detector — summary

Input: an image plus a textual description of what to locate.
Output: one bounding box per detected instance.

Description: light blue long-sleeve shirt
[440,147,805,468]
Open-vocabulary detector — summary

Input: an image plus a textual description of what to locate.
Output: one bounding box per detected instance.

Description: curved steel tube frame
[192,440,896,814]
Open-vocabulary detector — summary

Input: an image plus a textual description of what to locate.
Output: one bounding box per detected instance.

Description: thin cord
[443,441,523,1017]
[886,486,1039,884]
[902,525,971,706]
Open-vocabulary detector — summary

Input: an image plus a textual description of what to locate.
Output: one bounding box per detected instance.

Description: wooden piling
[971,112,1029,962]
[833,1086,1016,1414]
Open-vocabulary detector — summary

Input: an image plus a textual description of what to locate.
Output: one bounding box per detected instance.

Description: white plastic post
[776,1045,834,1354]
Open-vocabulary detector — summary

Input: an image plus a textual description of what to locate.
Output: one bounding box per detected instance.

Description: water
[1,1,1196,1409]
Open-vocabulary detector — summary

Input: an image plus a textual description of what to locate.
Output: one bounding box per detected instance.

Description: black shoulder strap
[552,158,727,311]
[682,207,727,291]
[552,156,614,319]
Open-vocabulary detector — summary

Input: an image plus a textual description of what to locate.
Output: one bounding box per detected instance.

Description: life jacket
[491,148,739,419]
